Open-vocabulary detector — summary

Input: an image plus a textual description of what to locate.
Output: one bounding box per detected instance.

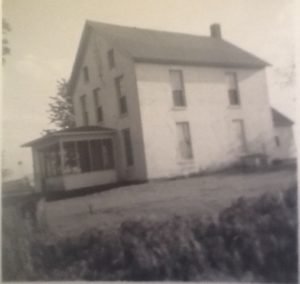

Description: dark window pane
[229,89,240,105]
[108,49,115,69]
[83,66,89,82]
[63,142,79,174]
[77,141,91,173]
[90,140,103,171]
[119,96,128,114]
[275,136,280,147]
[173,90,186,106]
[97,107,103,122]
[102,139,114,169]
[122,129,134,166]
[81,95,89,125]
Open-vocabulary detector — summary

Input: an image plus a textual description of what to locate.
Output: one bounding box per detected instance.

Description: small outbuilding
[271,108,296,161]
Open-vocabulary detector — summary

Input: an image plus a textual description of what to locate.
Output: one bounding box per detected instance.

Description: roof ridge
[86,19,211,39]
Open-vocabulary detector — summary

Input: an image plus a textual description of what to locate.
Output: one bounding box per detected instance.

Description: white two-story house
[24,21,276,193]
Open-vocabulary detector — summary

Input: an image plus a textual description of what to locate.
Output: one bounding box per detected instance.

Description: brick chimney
[210,23,222,39]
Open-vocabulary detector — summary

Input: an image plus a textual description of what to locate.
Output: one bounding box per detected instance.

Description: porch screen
[63,138,114,174]
[78,141,91,173]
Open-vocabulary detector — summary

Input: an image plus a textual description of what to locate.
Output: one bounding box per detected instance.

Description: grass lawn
[45,168,296,239]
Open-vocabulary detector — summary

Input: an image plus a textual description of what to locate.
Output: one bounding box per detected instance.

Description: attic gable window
[226,72,240,106]
[108,49,115,69]
[170,70,186,107]
[83,66,89,83]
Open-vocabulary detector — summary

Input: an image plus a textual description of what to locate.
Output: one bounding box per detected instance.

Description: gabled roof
[272,108,294,127]
[23,126,116,147]
[67,21,269,97]
[88,21,269,68]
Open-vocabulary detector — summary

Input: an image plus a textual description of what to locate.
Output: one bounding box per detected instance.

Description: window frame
[93,88,103,123]
[226,72,241,106]
[108,49,115,69]
[170,70,187,108]
[80,94,89,126]
[122,128,134,166]
[176,122,194,161]
[83,66,89,83]
[115,75,128,115]
[62,138,115,175]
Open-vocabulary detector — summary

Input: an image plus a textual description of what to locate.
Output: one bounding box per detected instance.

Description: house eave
[133,57,269,69]
[22,128,116,148]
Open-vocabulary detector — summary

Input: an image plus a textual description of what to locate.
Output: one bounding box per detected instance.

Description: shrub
[2,185,298,282]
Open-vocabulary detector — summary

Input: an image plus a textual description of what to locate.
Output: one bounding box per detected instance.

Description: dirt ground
[44,168,297,239]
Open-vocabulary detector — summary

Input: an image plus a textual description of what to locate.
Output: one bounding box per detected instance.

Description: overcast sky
[2,0,296,179]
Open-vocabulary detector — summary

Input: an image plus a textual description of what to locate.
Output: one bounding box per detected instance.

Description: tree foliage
[45,79,75,133]
[2,18,11,64]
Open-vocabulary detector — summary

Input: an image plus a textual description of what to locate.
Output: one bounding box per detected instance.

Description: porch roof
[22,126,116,147]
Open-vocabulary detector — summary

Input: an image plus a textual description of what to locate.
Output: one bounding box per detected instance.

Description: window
[77,141,91,173]
[226,73,240,106]
[122,128,134,166]
[93,88,103,122]
[115,76,128,115]
[102,139,114,169]
[94,43,103,77]
[170,70,186,107]
[80,95,89,126]
[41,144,61,177]
[275,136,280,147]
[90,139,103,170]
[176,122,193,160]
[83,66,89,83]
[62,139,114,174]
[108,49,115,69]
[63,142,79,174]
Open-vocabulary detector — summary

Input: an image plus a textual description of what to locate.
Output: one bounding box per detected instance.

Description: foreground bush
[2,186,298,282]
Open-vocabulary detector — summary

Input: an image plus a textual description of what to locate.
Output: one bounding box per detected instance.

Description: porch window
[39,143,61,177]
[78,141,92,173]
[102,139,114,169]
[63,142,80,174]
[62,139,114,175]
[90,139,103,170]
[170,70,186,107]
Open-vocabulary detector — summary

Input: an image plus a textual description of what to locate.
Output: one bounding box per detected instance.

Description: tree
[2,18,11,64]
[43,79,75,134]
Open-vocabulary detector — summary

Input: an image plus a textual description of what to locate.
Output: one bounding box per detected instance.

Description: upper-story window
[108,49,115,69]
[115,76,128,115]
[170,70,186,107]
[80,94,89,126]
[93,88,103,122]
[83,66,89,83]
[226,72,240,106]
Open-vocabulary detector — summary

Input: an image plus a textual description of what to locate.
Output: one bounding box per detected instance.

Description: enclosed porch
[23,126,118,193]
